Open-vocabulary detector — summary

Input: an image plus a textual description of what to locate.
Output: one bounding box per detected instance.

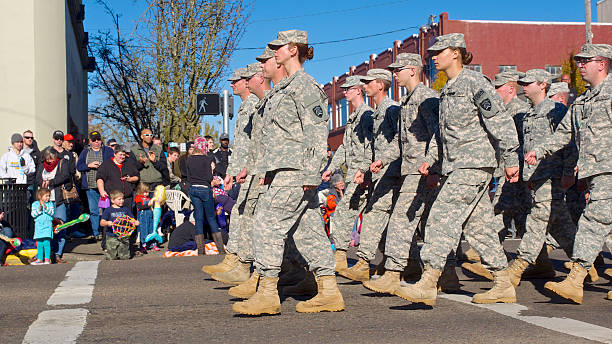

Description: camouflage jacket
[425,68,519,175]
[377,83,439,176]
[522,97,576,181]
[360,96,401,180]
[226,94,259,176]
[255,70,329,186]
[535,74,612,179]
[494,96,530,177]
[243,89,271,177]
[328,102,374,178]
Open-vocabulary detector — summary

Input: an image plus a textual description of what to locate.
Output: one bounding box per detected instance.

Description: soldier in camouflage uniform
[359,53,444,295]
[395,33,520,306]
[339,69,402,282]
[210,62,272,286]
[462,71,531,280]
[233,30,344,315]
[548,82,571,107]
[322,76,374,273]
[526,43,612,303]
[504,69,577,287]
[201,67,258,277]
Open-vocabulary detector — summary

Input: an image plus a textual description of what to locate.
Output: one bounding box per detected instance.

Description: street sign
[196,93,220,115]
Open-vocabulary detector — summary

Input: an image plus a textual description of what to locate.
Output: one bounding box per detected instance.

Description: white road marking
[22,308,88,344]
[440,293,612,344]
[22,261,100,344]
[47,261,100,305]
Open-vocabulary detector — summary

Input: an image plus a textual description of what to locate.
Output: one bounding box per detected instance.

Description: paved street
[1,242,611,344]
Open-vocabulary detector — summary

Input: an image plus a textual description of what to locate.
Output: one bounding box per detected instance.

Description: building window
[465,65,482,73]
[328,104,333,129]
[545,65,562,76]
[426,58,437,85]
[336,98,348,127]
[499,65,517,73]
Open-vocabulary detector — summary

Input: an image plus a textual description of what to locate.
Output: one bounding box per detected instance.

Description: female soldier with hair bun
[395,33,521,306]
[232,30,344,316]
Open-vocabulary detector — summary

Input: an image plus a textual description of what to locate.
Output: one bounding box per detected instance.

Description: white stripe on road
[22,308,88,344]
[47,261,100,305]
[440,293,612,344]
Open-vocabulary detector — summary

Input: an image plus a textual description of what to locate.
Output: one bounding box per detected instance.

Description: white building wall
[598,0,612,22]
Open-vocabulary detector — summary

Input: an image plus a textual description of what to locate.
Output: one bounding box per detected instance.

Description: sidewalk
[62,237,166,262]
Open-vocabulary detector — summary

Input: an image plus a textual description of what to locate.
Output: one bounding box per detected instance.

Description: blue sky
[84,0,600,140]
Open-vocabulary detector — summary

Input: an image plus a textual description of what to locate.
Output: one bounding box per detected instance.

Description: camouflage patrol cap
[388,53,423,69]
[574,43,612,60]
[427,33,466,51]
[518,69,552,84]
[360,68,392,83]
[256,46,274,62]
[340,76,364,88]
[228,68,246,81]
[268,30,308,48]
[492,70,525,87]
[242,62,262,78]
[547,82,570,97]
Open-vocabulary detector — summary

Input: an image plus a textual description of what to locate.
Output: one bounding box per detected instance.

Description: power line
[250,0,411,23]
[311,46,390,63]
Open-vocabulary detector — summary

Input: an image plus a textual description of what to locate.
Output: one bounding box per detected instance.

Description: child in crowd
[134,182,159,253]
[31,188,54,265]
[100,190,139,260]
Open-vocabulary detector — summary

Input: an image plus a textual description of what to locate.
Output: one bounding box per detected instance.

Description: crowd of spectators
[0,127,344,264]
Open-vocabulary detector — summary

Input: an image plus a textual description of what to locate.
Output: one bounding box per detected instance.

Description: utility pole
[585,0,593,43]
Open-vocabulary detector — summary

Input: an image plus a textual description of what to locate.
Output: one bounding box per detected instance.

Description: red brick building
[326,12,612,149]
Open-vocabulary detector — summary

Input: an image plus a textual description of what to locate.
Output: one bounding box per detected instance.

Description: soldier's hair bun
[458,48,473,65]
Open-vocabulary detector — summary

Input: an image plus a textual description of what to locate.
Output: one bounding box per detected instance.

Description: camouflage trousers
[494,177,530,239]
[330,180,370,251]
[236,176,261,263]
[252,174,335,278]
[225,175,254,260]
[384,174,434,271]
[420,168,508,271]
[518,178,576,263]
[573,173,612,269]
[356,176,402,262]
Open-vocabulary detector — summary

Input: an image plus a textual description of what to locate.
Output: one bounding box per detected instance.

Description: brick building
[326,12,612,149]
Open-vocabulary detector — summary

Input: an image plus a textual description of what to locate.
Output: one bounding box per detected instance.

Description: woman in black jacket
[36,147,73,263]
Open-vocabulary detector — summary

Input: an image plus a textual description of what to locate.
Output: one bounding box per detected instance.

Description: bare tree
[89,0,251,143]
[141,0,251,141]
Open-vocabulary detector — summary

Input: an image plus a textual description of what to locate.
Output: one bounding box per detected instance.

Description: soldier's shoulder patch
[474,88,501,119]
[480,98,492,111]
[313,105,324,117]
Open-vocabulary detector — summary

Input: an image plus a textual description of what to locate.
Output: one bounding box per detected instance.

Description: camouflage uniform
[420,67,520,272]
[534,65,612,269]
[516,70,577,263]
[494,96,531,237]
[224,89,259,260]
[355,90,402,262]
[251,69,334,278]
[328,85,374,251]
[380,80,440,271]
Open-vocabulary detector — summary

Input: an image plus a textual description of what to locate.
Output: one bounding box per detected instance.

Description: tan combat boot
[233,277,281,315]
[564,261,598,283]
[522,250,555,279]
[472,269,516,304]
[401,259,423,282]
[507,258,530,287]
[228,271,260,299]
[544,262,588,304]
[394,267,441,306]
[438,265,460,293]
[202,252,238,275]
[461,261,493,280]
[363,270,401,294]
[211,260,251,285]
[605,268,612,279]
[607,290,611,301]
[283,271,317,296]
[338,258,370,282]
[334,249,348,273]
[295,275,345,313]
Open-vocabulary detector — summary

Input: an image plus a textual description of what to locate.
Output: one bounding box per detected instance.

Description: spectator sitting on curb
[0,210,16,266]
[0,133,35,184]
